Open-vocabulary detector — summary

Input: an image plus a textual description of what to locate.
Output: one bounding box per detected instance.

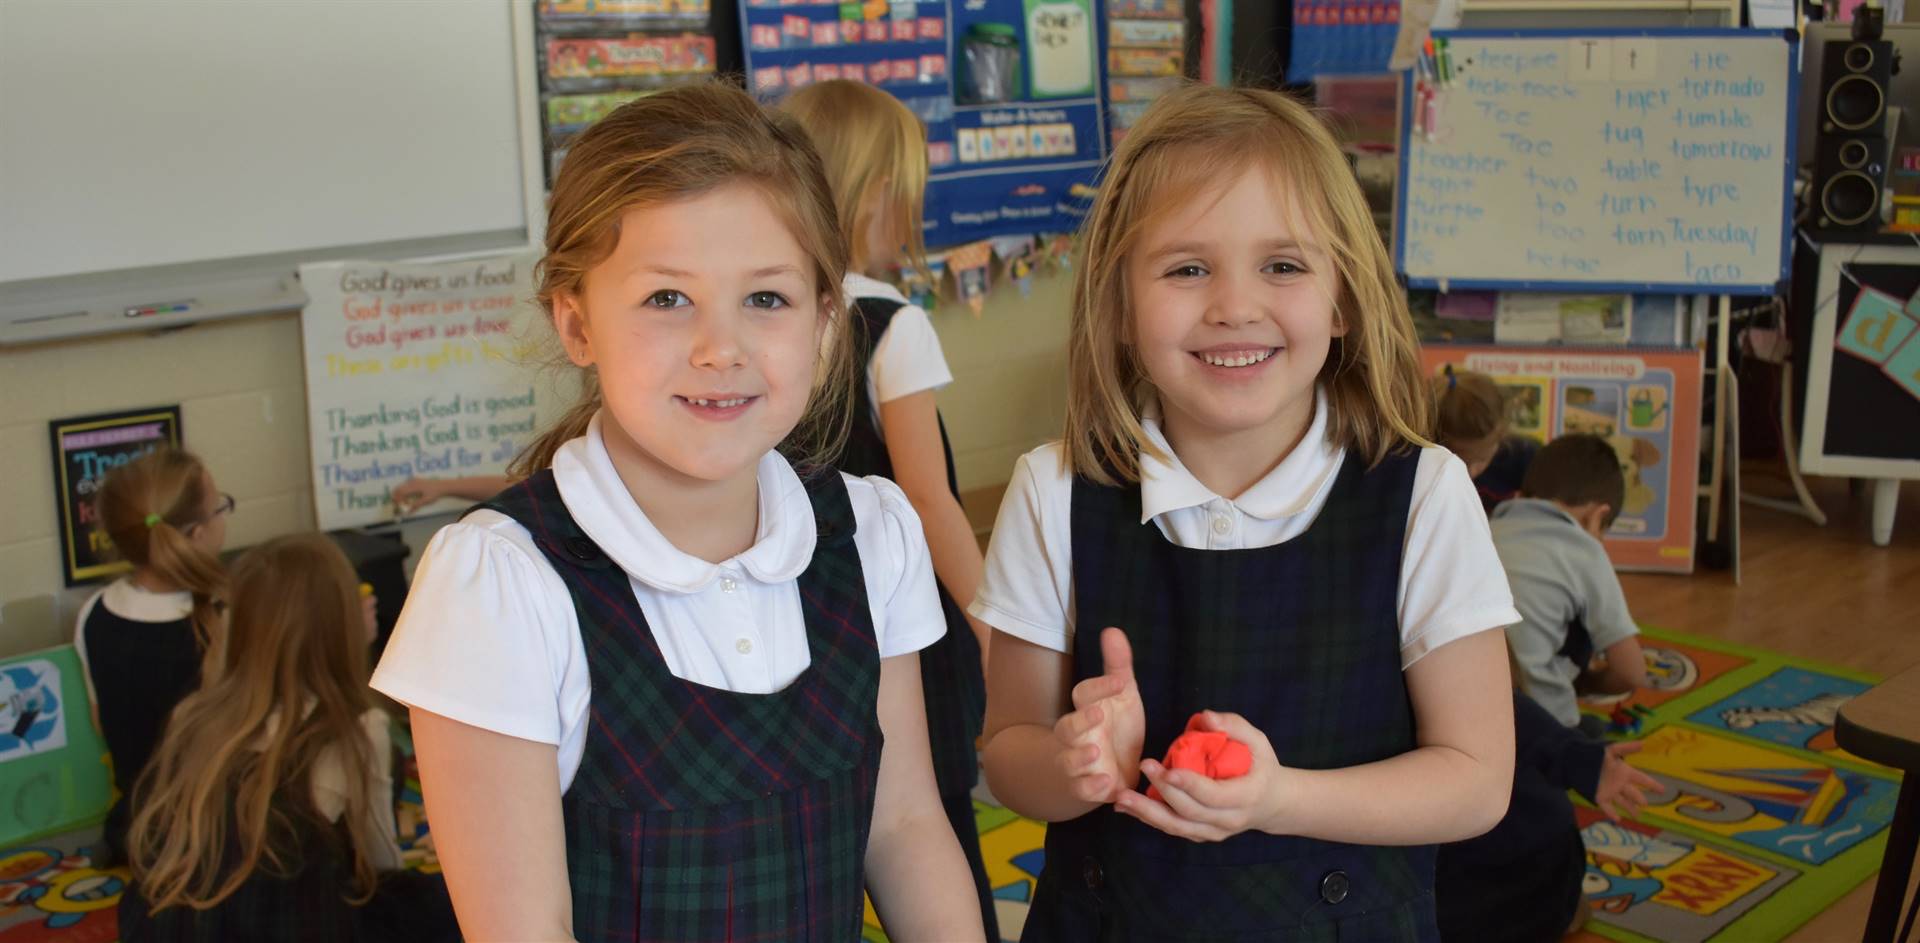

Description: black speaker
[1813,134,1886,229]
[1810,40,1893,233]
[1819,40,1892,136]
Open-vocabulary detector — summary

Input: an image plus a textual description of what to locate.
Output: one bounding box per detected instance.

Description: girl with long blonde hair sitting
[118,534,455,942]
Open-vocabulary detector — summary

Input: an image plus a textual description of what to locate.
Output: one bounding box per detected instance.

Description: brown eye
[646,290,690,308]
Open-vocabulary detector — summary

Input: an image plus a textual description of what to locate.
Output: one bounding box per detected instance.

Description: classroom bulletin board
[738,0,1112,245]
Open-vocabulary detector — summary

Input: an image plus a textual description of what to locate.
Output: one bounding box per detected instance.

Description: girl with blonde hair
[371,81,982,941]
[973,84,1520,940]
[118,533,454,942]
[782,78,997,937]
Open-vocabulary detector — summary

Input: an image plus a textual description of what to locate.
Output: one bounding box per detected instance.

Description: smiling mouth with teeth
[1196,348,1277,368]
[684,396,752,408]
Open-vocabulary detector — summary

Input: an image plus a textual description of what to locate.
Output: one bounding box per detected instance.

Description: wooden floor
[963,463,1920,942]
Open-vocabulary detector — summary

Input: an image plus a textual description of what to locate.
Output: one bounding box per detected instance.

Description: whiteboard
[1395,29,1796,295]
[0,0,539,344]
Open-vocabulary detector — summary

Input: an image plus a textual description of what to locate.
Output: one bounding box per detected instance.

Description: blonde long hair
[126,534,382,912]
[95,448,226,647]
[1064,84,1431,485]
[781,79,930,277]
[510,80,854,478]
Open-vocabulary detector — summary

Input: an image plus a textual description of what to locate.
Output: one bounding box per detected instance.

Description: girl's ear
[816,290,838,343]
[552,291,595,367]
[1329,284,1351,338]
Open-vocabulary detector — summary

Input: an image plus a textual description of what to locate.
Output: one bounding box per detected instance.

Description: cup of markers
[1412,36,1457,141]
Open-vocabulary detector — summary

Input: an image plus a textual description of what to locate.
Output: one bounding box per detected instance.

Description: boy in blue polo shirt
[1491,434,1647,732]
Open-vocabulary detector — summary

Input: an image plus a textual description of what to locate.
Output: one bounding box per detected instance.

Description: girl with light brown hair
[782,79,998,938]
[75,446,231,865]
[118,533,454,942]
[370,80,982,942]
[1430,365,1539,511]
[972,84,1520,940]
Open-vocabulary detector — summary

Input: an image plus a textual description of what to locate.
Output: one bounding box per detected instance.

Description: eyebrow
[1144,239,1319,261]
[627,264,803,280]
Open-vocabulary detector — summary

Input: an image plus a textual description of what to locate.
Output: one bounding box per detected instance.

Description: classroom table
[1836,664,1920,943]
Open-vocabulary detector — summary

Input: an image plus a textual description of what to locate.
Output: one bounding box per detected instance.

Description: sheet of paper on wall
[1389,0,1442,70]
[1494,293,1633,345]
[1748,0,1797,28]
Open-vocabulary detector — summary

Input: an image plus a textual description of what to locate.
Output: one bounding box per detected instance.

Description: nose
[1204,267,1266,329]
[689,307,747,370]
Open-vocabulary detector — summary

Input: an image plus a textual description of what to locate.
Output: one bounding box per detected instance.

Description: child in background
[118,534,456,942]
[974,85,1519,940]
[1430,365,1536,512]
[1492,434,1647,734]
[76,447,231,864]
[1434,654,1660,943]
[370,82,982,942]
[782,78,997,938]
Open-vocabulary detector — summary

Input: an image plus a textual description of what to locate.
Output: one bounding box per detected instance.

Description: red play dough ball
[1146,713,1252,801]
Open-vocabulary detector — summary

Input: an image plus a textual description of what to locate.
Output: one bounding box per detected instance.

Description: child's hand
[1052,627,1145,805]
[1116,710,1286,843]
[391,477,450,517]
[1594,741,1659,822]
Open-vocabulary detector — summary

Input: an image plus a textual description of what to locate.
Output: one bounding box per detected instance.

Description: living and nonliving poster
[1419,345,1703,572]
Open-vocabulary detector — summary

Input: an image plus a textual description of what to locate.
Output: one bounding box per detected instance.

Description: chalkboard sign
[47,406,183,586]
[1396,29,1796,295]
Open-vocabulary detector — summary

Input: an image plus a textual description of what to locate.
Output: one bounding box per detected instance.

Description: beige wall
[927,267,1074,493]
[0,269,1073,659]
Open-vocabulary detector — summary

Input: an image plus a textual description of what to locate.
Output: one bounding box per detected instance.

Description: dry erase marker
[1438,38,1453,85]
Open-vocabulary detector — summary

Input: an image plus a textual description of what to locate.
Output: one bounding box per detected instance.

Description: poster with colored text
[47,406,183,585]
[299,251,563,531]
[1419,344,1702,572]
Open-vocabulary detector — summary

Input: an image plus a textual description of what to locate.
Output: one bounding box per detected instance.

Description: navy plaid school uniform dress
[119,803,457,943]
[839,295,997,939]
[118,811,358,943]
[481,468,884,943]
[1022,449,1440,943]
